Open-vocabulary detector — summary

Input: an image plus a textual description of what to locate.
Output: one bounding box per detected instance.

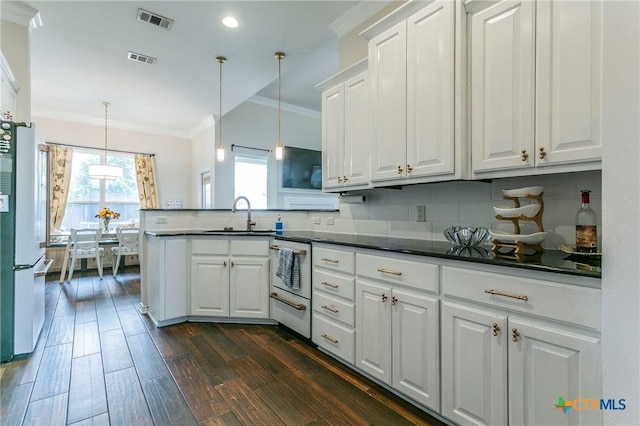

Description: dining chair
[111,227,140,276]
[66,228,104,281]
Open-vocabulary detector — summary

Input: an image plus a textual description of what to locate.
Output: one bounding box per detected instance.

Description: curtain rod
[231,144,271,153]
[46,142,155,157]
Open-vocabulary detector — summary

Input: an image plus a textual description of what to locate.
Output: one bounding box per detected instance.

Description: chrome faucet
[232,196,256,231]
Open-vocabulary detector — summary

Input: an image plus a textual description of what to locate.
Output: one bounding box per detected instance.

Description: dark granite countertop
[144,230,601,279]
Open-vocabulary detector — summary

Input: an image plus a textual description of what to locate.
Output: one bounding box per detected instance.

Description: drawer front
[312,313,355,365]
[270,291,311,339]
[313,292,355,328]
[313,246,355,275]
[191,239,229,255]
[231,239,269,256]
[442,266,601,330]
[313,269,355,301]
[356,253,439,293]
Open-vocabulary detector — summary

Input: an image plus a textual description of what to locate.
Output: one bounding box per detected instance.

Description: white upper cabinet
[469,0,536,173]
[469,0,603,177]
[318,60,370,191]
[363,0,461,186]
[0,51,19,119]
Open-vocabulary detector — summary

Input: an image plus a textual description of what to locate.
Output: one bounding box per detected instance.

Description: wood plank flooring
[0,268,446,425]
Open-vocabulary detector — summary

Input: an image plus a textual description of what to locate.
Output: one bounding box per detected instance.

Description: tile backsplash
[334,170,602,248]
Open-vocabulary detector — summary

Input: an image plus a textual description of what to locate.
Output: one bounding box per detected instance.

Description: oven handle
[269,245,307,256]
[269,292,307,311]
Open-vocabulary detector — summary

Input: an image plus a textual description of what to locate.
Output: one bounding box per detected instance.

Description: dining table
[58,230,117,283]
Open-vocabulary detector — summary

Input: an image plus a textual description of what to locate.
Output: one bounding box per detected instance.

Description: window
[59,150,140,233]
[234,153,267,209]
[201,170,212,209]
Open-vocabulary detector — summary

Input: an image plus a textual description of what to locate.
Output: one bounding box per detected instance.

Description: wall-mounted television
[282,146,322,190]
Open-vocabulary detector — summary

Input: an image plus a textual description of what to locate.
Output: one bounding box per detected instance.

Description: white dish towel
[276,248,300,290]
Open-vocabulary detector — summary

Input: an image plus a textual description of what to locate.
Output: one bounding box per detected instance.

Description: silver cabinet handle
[321,333,339,344]
[320,281,339,289]
[321,257,339,264]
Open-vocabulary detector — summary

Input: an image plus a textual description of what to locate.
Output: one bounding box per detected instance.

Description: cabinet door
[230,257,269,318]
[470,0,535,173]
[441,302,508,426]
[343,71,369,187]
[535,0,602,166]
[406,0,455,178]
[392,288,440,411]
[191,255,229,316]
[321,84,345,190]
[508,317,602,426]
[369,20,407,182]
[356,280,392,384]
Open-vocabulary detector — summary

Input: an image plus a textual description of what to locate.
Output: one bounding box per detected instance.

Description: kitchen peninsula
[140,208,601,425]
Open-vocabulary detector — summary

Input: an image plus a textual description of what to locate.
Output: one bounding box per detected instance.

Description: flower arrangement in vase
[95,208,120,232]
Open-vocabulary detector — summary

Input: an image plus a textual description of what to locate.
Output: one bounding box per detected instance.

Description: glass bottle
[575,190,597,253]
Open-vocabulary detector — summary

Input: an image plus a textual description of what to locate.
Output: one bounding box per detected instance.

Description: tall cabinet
[317,59,369,191]
[468,0,602,177]
[362,0,463,186]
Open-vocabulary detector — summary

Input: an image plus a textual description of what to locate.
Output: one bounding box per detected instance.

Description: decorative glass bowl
[444,226,490,247]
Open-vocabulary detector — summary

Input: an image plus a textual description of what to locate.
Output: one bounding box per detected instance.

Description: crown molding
[190,115,215,139]
[329,0,393,38]
[31,108,191,139]
[1,2,39,27]
[248,96,321,119]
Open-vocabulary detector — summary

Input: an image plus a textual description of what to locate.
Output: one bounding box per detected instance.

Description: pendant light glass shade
[89,101,122,180]
[216,56,226,162]
[274,52,285,161]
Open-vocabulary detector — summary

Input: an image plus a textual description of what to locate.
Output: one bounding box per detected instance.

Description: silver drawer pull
[320,281,339,289]
[377,268,402,276]
[484,289,529,301]
[321,333,339,344]
[321,305,339,314]
[269,292,307,311]
[321,257,339,264]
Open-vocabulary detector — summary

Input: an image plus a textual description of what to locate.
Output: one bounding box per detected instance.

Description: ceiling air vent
[127,51,157,65]
[137,8,174,30]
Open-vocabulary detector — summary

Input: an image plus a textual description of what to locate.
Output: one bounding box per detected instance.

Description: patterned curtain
[50,145,73,232]
[134,155,159,209]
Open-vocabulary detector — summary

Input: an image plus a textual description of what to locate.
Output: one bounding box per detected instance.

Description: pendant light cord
[278,54,281,145]
[103,101,110,159]
[219,58,223,146]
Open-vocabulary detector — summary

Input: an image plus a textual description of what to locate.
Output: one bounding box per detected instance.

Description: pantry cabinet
[364,0,458,186]
[0,51,19,118]
[441,265,602,426]
[355,252,440,411]
[190,238,269,319]
[318,60,369,191]
[468,0,602,176]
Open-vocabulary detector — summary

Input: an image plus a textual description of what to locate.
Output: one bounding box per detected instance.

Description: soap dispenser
[275,214,283,235]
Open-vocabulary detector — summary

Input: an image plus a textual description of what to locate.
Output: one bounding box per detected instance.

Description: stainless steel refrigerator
[0,120,51,362]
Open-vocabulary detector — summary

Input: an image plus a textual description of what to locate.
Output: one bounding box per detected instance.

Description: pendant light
[274,52,285,161]
[88,101,122,180]
[216,56,226,162]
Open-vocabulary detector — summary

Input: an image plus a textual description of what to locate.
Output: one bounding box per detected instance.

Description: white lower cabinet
[312,245,356,364]
[441,266,602,426]
[355,252,440,412]
[145,236,189,325]
[190,238,269,319]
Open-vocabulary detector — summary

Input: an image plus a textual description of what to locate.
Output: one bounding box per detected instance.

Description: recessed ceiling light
[222,16,239,28]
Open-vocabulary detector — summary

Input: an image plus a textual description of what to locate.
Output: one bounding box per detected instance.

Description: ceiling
[22,1,383,137]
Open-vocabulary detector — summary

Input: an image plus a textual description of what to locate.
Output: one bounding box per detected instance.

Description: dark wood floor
[1,267,446,425]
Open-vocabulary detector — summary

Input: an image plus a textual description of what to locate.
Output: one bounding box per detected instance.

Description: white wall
[601,1,640,424]
[33,116,193,208]
[190,118,216,208]
[1,16,32,122]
